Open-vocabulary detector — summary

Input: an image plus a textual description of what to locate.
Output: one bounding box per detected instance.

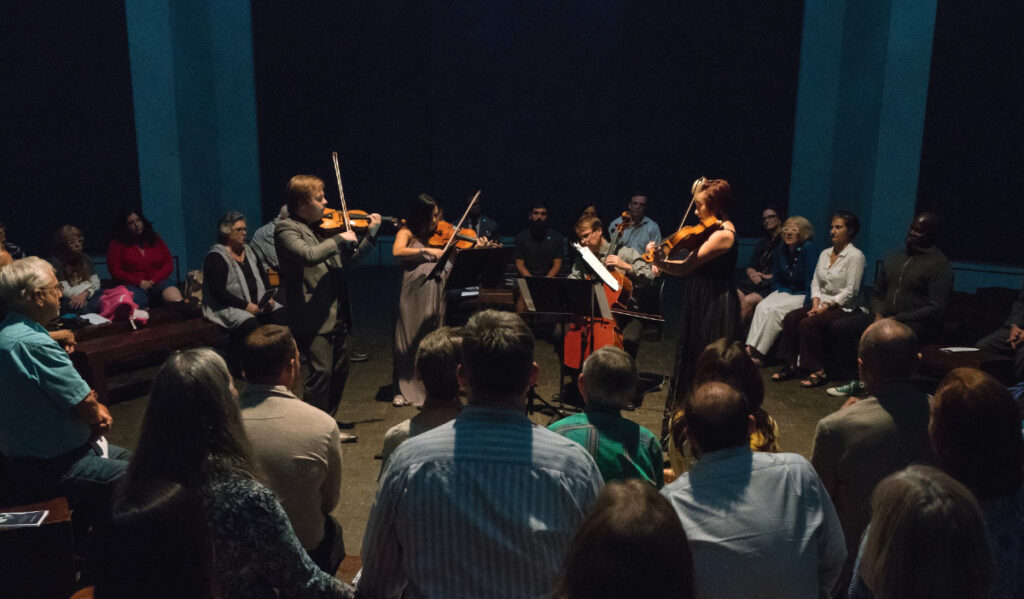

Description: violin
[427,219,501,249]
[641,215,722,263]
[318,208,402,235]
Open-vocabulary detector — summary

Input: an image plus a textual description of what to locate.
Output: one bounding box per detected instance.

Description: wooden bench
[71,314,224,402]
[918,344,1014,385]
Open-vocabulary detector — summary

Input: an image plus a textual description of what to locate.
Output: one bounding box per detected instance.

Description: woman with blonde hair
[744,215,816,366]
[51,225,102,314]
[850,465,993,599]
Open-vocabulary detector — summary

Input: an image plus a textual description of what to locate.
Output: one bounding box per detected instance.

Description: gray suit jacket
[274,216,375,342]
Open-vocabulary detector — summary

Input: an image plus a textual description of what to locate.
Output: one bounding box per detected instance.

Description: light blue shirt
[607,215,662,254]
[661,446,846,599]
[359,405,604,599]
[0,313,92,458]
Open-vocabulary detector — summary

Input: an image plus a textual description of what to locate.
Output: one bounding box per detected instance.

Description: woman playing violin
[391,194,446,407]
[647,177,740,446]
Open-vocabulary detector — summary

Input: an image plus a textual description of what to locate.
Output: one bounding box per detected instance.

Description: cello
[562,213,635,370]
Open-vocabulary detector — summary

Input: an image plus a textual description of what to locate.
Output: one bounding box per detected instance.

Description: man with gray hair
[662,381,845,599]
[0,257,130,512]
[548,346,664,487]
[811,318,933,592]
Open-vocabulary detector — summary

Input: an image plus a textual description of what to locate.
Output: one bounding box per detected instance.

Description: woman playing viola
[391,194,446,407]
[648,178,740,446]
[107,208,183,308]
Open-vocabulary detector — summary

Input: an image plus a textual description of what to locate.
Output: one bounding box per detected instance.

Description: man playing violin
[274,175,381,440]
[607,192,662,255]
[570,215,654,359]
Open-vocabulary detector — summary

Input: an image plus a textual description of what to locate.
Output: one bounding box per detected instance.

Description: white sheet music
[572,243,619,291]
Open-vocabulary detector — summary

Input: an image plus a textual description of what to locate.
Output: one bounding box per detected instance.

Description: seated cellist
[568,214,655,360]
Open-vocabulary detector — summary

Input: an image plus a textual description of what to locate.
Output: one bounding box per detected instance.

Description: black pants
[977,325,1024,382]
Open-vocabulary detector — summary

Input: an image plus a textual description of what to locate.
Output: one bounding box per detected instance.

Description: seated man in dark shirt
[513,202,564,278]
[975,280,1024,384]
[827,212,954,396]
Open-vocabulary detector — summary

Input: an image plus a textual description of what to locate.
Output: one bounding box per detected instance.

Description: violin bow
[331,152,353,233]
[441,190,481,255]
[421,190,482,286]
[676,176,707,229]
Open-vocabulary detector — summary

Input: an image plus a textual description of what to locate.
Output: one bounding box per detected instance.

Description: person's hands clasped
[245,302,260,316]
[1008,324,1024,349]
[139,280,154,290]
[69,291,89,309]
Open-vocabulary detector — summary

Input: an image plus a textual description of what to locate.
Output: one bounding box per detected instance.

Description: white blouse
[810,243,865,311]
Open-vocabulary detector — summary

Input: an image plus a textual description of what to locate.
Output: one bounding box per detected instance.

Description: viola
[641,215,722,263]
[427,219,500,249]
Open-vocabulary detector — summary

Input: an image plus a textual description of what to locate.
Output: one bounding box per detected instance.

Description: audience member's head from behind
[127,348,256,489]
[415,326,463,405]
[930,368,1023,501]
[458,310,537,408]
[112,207,156,246]
[242,324,300,389]
[860,465,992,599]
[0,256,61,324]
[94,480,216,599]
[578,346,637,410]
[857,318,919,389]
[683,382,753,457]
[555,479,695,599]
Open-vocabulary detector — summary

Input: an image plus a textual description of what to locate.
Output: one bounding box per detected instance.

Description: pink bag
[98,286,145,323]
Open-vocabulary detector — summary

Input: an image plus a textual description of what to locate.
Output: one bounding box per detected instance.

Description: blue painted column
[788,0,936,281]
[124,0,262,273]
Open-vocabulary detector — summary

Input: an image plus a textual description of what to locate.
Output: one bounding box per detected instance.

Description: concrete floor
[104,267,847,554]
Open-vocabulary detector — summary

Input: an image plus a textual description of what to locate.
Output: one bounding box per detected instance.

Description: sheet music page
[572,243,619,291]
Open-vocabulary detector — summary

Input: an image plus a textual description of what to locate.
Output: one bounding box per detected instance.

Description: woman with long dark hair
[391,194,446,407]
[106,208,183,307]
[122,348,353,598]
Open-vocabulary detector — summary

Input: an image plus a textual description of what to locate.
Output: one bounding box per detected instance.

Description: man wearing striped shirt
[359,310,604,599]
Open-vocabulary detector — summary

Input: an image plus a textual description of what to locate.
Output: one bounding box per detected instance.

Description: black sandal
[800,372,829,388]
[771,366,797,382]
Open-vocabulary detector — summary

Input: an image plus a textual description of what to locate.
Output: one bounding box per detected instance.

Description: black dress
[662,237,741,442]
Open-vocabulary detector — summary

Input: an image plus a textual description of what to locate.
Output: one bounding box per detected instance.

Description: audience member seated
[606,192,662,255]
[50,225,102,315]
[930,368,1024,598]
[549,347,664,487]
[810,318,933,593]
[0,257,130,519]
[0,220,26,266]
[736,206,783,322]
[239,325,347,575]
[661,382,845,599]
[745,216,816,366]
[775,210,865,387]
[513,201,564,278]
[554,479,695,599]
[669,339,779,475]
[106,207,184,308]
[379,326,463,470]
[849,466,993,599]
[75,480,217,599]
[250,204,289,275]
[975,280,1024,384]
[202,211,285,366]
[359,310,604,598]
[122,348,354,598]
[827,212,953,397]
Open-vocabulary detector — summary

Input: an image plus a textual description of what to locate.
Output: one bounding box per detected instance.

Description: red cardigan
[106,236,174,287]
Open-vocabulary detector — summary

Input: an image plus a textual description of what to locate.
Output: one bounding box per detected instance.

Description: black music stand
[445,246,515,290]
[517,276,610,419]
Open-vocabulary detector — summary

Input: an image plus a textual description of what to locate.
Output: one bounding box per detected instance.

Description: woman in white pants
[745,216,816,365]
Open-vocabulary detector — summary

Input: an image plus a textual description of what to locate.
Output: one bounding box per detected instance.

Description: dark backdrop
[251,1,804,239]
[0,1,140,257]
[916,0,1023,264]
